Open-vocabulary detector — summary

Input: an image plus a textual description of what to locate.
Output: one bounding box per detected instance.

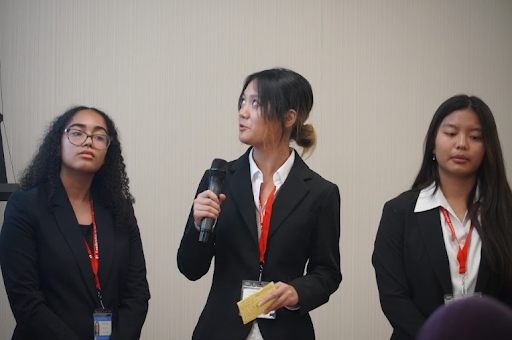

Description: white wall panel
[0,0,511,339]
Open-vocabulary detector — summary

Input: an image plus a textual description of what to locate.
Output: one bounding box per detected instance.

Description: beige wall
[0,0,511,339]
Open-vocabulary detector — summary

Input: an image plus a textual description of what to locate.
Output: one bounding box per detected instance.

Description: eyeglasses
[64,128,112,150]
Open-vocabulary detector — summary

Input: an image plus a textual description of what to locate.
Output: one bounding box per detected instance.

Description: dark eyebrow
[441,123,482,132]
[67,123,108,134]
[441,123,458,129]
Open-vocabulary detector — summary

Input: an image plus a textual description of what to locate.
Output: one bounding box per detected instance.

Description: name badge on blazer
[94,308,113,339]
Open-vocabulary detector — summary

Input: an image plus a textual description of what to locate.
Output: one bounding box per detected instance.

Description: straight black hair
[413,94,512,287]
[239,68,316,155]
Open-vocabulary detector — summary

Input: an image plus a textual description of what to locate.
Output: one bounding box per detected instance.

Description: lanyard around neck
[84,196,100,291]
[440,207,473,275]
[258,186,276,265]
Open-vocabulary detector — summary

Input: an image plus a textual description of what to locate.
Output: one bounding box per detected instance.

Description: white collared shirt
[414,183,482,296]
[246,148,295,340]
[249,148,295,239]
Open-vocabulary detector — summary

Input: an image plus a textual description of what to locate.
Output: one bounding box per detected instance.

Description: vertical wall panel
[0,0,511,339]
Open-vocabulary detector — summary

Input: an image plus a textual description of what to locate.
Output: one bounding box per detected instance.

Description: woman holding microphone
[178,68,341,340]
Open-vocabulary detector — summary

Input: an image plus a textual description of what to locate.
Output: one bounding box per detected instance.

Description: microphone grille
[210,158,227,173]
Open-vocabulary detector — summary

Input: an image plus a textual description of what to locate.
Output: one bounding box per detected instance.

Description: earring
[432,155,436,161]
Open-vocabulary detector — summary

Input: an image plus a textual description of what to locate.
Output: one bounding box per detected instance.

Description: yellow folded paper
[237,281,276,324]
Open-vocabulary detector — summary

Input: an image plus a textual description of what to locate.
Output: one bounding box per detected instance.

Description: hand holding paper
[237,282,276,324]
[258,281,299,314]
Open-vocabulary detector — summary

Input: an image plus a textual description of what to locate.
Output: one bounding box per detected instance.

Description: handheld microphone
[199,158,227,243]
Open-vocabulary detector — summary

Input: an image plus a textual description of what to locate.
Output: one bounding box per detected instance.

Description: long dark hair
[238,68,317,155]
[413,94,512,286]
[19,106,136,228]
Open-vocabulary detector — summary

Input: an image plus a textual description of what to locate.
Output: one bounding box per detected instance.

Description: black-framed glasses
[64,128,112,150]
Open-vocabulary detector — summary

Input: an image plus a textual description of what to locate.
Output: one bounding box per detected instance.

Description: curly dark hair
[19,106,136,228]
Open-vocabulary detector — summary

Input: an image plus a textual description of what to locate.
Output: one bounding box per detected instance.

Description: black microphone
[199,158,228,243]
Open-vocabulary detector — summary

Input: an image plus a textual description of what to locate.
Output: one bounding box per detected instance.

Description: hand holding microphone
[194,159,227,242]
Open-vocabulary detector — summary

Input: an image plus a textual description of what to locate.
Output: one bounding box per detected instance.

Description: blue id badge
[94,309,112,340]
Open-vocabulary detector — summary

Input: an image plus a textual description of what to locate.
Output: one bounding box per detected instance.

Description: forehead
[441,109,481,127]
[67,109,108,131]
[243,80,258,96]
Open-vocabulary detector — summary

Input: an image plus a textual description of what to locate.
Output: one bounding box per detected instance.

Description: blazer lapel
[230,149,259,243]
[475,248,491,292]
[92,194,114,291]
[417,208,452,294]
[268,152,311,238]
[51,184,98,301]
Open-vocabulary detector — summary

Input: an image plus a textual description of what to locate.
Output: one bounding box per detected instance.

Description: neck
[60,170,94,203]
[438,173,477,205]
[252,143,291,178]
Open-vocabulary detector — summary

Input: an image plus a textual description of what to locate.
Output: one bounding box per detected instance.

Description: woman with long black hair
[373,94,512,340]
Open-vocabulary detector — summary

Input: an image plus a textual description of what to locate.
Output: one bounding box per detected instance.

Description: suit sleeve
[177,170,216,281]
[372,200,425,340]
[115,219,150,340]
[289,184,342,314]
[0,191,81,340]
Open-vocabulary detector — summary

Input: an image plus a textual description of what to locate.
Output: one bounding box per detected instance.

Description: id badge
[93,309,113,339]
[241,280,276,319]
[444,292,482,304]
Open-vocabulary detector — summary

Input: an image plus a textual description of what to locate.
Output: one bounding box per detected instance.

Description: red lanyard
[258,186,276,264]
[84,196,100,291]
[440,207,472,274]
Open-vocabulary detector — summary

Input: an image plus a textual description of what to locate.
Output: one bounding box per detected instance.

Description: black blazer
[372,189,512,340]
[177,148,341,340]
[0,181,150,340]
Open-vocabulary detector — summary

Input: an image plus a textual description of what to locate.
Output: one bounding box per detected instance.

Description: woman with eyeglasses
[0,106,150,340]
[178,68,341,340]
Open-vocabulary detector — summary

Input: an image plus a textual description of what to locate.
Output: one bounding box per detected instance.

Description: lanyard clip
[259,262,264,282]
[461,274,467,295]
[97,290,105,309]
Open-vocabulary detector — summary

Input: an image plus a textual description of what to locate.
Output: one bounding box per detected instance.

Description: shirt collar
[414,182,481,214]
[249,148,295,187]
[414,182,445,213]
